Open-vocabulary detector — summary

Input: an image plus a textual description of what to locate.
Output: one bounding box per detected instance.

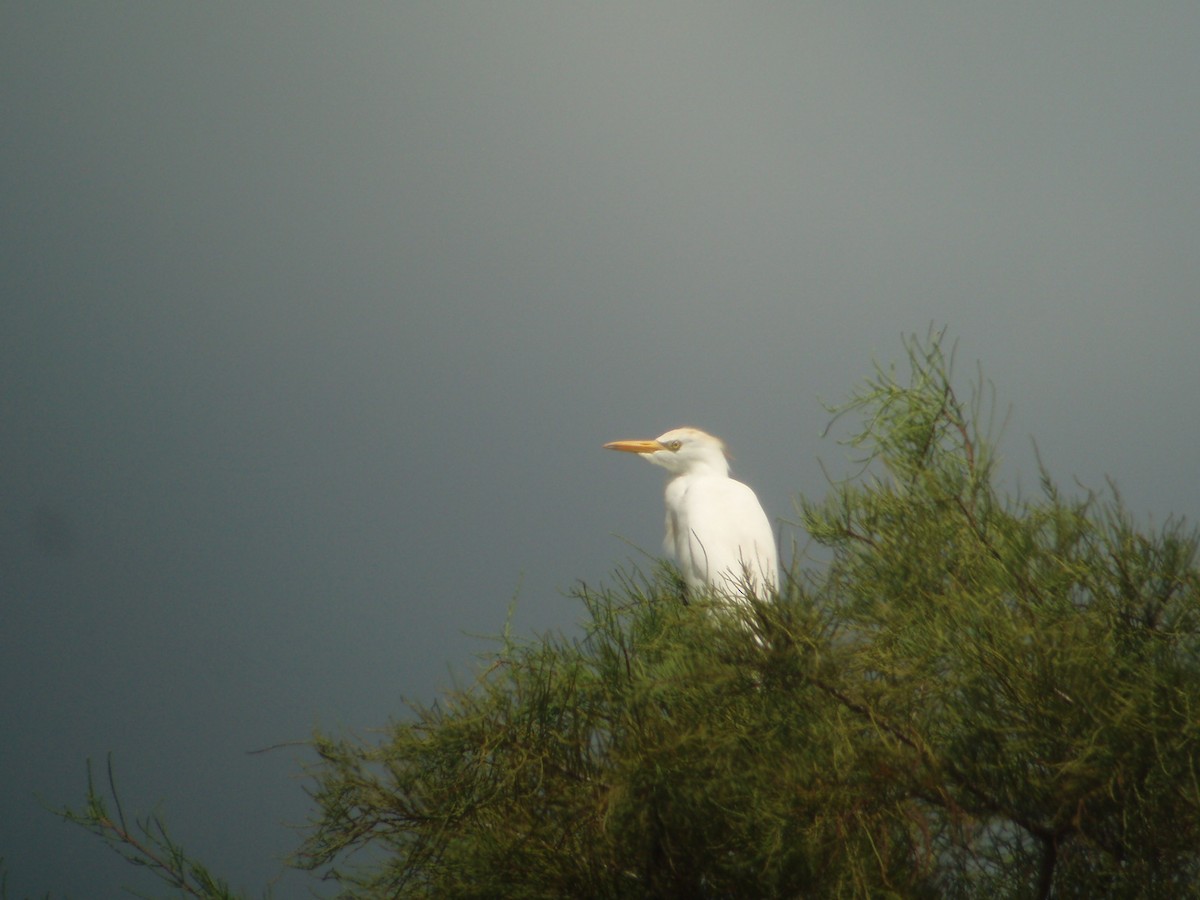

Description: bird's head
[604,426,731,477]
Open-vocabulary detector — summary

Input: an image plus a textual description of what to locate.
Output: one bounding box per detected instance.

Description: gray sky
[3,4,1198,896]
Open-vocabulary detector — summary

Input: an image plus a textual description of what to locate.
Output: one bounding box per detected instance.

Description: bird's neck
[674,460,730,480]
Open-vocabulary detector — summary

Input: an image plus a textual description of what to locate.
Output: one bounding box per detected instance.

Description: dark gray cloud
[3,4,1198,896]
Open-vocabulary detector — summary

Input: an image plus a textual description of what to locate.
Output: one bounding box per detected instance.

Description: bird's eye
[667,440,683,451]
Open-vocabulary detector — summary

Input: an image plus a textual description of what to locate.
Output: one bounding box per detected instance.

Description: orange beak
[603,439,664,454]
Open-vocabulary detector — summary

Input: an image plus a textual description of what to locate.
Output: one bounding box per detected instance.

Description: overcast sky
[3,4,1198,896]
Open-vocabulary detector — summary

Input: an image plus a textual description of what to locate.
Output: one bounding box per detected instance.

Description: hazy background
[2,3,1197,896]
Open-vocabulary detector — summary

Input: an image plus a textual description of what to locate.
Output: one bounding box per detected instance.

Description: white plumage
[605,427,779,599]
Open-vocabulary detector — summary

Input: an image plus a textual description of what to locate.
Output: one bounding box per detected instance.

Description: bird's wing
[669,476,779,595]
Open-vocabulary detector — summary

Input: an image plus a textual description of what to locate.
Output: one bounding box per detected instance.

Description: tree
[54,331,1200,897]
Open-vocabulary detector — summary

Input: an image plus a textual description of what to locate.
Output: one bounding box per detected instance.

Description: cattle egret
[605,427,779,599]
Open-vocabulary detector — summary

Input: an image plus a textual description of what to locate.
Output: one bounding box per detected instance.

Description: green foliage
[297,331,1200,897]
[50,330,1200,897]
[800,333,1200,897]
[297,578,908,897]
[56,756,244,899]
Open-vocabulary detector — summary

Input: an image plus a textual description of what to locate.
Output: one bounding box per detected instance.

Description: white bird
[604,427,779,599]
